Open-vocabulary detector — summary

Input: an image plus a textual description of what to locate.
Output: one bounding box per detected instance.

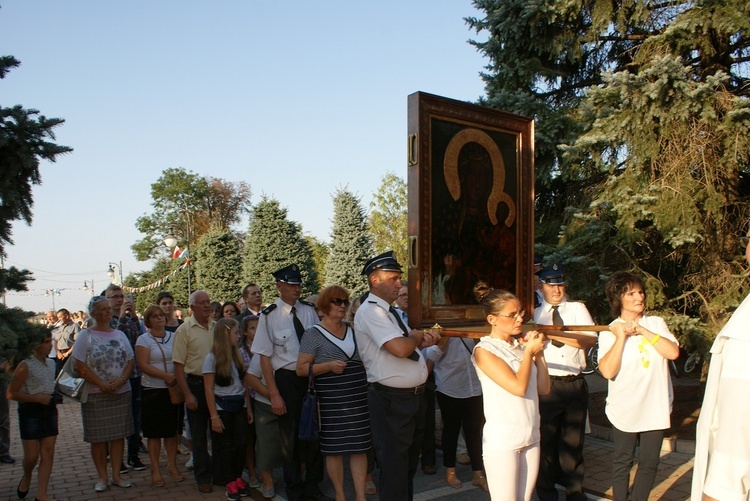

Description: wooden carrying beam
[436,324,609,340]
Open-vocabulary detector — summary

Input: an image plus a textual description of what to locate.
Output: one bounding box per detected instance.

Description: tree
[125,257,193,313]
[193,226,243,303]
[242,197,319,302]
[307,235,330,293]
[369,172,408,265]
[0,55,72,362]
[132,167,251,261]
[469,0,750,347]
[324,188,372,296]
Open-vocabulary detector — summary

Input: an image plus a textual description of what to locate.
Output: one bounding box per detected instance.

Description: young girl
[239,316,261,489]
[472,289,550,501]
[7,331,59,501]
[203,317,252,500]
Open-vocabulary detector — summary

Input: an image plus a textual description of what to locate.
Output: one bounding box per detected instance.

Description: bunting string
[121,260,190,294]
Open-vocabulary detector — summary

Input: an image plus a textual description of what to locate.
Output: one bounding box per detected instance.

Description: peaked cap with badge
[272,264,303,284]
[361,251,403,276]
[539,263,565,285]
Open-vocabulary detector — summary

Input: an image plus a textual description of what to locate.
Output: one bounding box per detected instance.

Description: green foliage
[132,167,251,261]
[307,236,330,295]
[242,197,319,302]
[471,0,750,349]
[324,188,372,296]
[369,172,408,265]
[0,55,71,364]
[193,226,243,303]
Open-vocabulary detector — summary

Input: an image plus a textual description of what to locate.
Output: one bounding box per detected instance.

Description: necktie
[389,306,420,361]
[550,305,564,347]
[291,306,305,342]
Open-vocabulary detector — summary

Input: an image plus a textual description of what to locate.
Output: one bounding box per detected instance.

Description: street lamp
[44,289,61,310]
[82,280,95,296]
[107,261,123,285]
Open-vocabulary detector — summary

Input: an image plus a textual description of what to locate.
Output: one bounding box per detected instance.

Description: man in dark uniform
[251,264,324,501]
[354,251,441,501]
[534,264,596,501]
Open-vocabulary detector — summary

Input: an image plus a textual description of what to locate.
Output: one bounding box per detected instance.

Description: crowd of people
[4,240,749,501]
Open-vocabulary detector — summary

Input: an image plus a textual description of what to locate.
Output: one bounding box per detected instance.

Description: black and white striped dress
[299,324,372,455]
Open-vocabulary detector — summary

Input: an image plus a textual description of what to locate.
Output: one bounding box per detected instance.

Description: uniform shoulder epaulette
[367,300,377,304]
[261,304,277,315]
[299,299,316,308]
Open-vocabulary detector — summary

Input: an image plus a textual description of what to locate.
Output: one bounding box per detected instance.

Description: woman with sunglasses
[296,285,372,501]
[472,289,549,501]
[598,271,679,501]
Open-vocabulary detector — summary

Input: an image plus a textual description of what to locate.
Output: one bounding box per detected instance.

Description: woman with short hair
[598,271,679,501]
[135,304,185,487]
[72,295,135,493]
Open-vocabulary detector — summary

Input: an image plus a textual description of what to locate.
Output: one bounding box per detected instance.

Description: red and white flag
[172,246,181,259]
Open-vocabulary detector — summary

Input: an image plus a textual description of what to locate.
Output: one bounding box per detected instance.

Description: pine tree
[325,189,372,296]
[469,0,750,348]
[194,226,244,303]
[243,197,319,302]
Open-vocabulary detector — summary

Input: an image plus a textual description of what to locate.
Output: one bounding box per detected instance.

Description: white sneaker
[185,454,194,470]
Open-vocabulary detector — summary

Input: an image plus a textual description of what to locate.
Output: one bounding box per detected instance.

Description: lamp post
[82,280,95,296]
[107,261,123,285]
[44,289,61,310]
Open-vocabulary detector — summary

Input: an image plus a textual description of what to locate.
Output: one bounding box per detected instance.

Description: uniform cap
[539,263,565,285]
[362,251,403,276]
[272,264,302,284]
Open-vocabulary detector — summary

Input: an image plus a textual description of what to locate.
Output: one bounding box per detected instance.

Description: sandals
[365,480,377,495]
[472,472,489,492]
[168,469,185,482]
[151,475,165,488]
[446,468,462,488]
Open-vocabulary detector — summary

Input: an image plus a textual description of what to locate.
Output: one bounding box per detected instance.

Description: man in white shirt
[354,251,440,501]
[250,264,322,501]
[534,264,596,501]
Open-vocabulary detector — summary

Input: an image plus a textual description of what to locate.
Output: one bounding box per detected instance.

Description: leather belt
[550,374,583,382]
[371,382,426,395]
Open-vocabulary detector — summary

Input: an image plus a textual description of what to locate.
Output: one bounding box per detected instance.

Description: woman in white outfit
[598,271,679,501]
[472,289,550,500]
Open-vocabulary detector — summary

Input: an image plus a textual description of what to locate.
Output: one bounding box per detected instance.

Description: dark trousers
[54,357,66,378]
[186,376,212,485]
[0,378,9,457]
[611,427,664,501]
[536,377,588,501]
[368,385,426,501]
[420,375,436,467]
[211,408,248,486]
[435,392,484,470]
[275,369,323,501]
[126,376,143,461]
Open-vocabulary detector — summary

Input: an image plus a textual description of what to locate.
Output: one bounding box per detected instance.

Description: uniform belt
[186,374,204,382]
[371,382,426,395]
[550,374,583,382]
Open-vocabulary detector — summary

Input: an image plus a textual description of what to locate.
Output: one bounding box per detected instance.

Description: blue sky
[1,1,488,313]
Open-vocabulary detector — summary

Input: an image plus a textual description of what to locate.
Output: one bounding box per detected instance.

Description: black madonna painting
[407,92,534,329]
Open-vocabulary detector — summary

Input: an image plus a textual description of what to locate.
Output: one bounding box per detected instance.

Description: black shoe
[127,457,147,471]
[119,463,129,475]
[17,477,29,499]
[1,454,16,464]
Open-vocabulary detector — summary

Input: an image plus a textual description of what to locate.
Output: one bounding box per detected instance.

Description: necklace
[150,331,171,344]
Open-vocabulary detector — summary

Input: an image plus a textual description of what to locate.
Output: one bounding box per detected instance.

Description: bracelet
[210,416,220,420]
[649,334,661,345]
[119,375,128,382]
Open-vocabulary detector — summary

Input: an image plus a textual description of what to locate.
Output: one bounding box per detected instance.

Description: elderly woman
[598,271,680,501]
[472,289,549,501]
[72,295,135,493]
[135,304,184,487]
[7,331,59,501]
[297,285,372,501]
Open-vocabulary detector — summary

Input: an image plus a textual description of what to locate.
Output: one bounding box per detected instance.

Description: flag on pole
[172,246,181,259]
[179,248,189,259]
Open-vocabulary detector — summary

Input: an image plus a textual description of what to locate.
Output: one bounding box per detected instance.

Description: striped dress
[299,324,372,455]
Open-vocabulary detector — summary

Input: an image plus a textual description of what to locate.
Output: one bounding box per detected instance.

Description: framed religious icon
[406,92,534,330]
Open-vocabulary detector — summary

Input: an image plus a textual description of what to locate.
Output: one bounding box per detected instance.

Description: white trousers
[484,443,540,501]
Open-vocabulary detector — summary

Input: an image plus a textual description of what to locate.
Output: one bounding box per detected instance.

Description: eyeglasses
[741,236,750,247]
[107,294,124,300]
[330,298,350,307]
[496,310,525,320]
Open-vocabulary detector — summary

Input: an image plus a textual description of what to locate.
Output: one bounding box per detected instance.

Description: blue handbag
[298,364,319,441]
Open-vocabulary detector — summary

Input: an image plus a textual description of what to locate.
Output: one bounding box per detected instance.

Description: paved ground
[0,375,696,500]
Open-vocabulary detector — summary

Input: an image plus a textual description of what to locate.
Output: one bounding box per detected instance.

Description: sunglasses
[330,298,350,307]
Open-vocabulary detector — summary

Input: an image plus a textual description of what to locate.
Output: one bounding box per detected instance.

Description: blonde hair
[211,318,244,384]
